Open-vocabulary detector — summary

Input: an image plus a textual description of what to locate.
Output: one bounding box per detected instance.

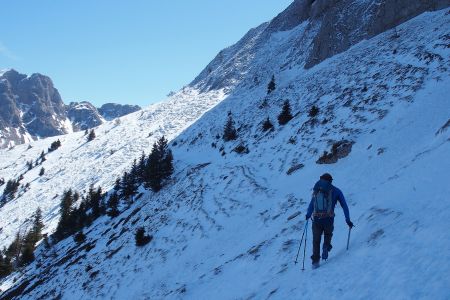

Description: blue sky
[0,0,292,107]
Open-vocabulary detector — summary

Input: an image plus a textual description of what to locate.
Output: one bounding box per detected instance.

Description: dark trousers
[311,217,334,263]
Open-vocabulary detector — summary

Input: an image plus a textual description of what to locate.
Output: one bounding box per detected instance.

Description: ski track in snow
[0,8,449,300]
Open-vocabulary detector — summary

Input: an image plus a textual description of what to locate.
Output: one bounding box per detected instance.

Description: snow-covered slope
[1,5,449,300]
[0,87,225,246]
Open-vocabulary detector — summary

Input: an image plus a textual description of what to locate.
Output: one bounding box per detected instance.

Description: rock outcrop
[66,102,104,131]
[0,70,141,148]
[98,103,141,121]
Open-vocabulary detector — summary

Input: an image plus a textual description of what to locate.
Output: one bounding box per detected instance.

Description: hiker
[305,173,354,268]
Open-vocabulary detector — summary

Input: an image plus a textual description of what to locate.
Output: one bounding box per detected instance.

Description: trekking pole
[294,220,308,264]
[302,219,309,271]
[346,227,352,251]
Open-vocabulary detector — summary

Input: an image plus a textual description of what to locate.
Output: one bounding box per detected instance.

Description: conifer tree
[87,129,96,142]
[137,152,146,181]
[135,227,152,246]
[48,139,61,152]
[74,230,86,244]
[278,100,293,125]
[0,252,13,278]
[2,179,20,202]
[86,185,103,218]
[20,234,35,266]
[121,172,138,201]
[106,192,120,218]
[267,75,276,94]
[143,136,174,192]
[309,105,319,117]
[39,167,45,176]
[40,151,46,162]
[30,208,44,243]
[114,178,121,191]
[6,232,23,262]
[223,113,237,142]
[262,117,274,132]
[157,136,174,182]
[55,189,74,240]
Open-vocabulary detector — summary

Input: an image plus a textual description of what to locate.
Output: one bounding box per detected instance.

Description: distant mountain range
[0,69,141,148]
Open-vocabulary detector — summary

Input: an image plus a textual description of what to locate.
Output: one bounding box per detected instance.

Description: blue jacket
[306,179,350,221]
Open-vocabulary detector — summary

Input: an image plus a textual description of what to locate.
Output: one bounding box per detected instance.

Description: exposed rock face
[67,102,104,131]
[191,0,449,92]
[0,69,69,148]
[0,70,141,148]
[98,103,141,121]
[316,140,354,164]
[304,0,450,68]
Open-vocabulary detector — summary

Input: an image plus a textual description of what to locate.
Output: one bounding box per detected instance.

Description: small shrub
[262,117,274,132]
[135,227,153,247]
[233,144,249,154]
[308,105,319,118]
[48,139,61,152]
[223,113,237,142]
[74,231,86,244]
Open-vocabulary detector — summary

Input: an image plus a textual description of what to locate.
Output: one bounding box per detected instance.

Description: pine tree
[121,172,137,201]
[143,136,174,192]
[156,136,173,182]
[43,235,51,250]
[137,152,146,182]
[106,192,120,218]
[2,179,20,201]
[20,234,36,266]
[160,149,174,181]
[73,230,86,244]
[40,151,46,162]
[144,145,162,192]
[262,117,274,132]
[87,129,96,142]
[72,199,88,230]
[223,113,237,142]
[278,100,293,125]
[39,167,45,176]
[6,232,23,262]
[30,208,44,244]
[135,227,152,246]
[55,189,74,240]
[114,178,121,191]
[86,185,103,219]
[0,252,13,278]
[309,105,319,117]
[48,139,61,152]
[130,159,140,189]
[267,75,276,94]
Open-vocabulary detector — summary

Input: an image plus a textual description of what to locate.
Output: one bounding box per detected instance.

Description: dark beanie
[320,173,333,182]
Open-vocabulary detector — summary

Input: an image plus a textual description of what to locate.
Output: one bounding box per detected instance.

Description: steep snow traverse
[1,1,450,299]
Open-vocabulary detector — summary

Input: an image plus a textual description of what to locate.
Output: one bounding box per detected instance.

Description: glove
[346,220,354,228]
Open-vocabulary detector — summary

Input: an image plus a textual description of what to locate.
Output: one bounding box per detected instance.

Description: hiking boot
[322,247,329,260]
[312,261,320,269]
[322,244,332,260]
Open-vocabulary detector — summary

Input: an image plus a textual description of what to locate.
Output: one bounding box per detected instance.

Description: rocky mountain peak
[0,70,141,148]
